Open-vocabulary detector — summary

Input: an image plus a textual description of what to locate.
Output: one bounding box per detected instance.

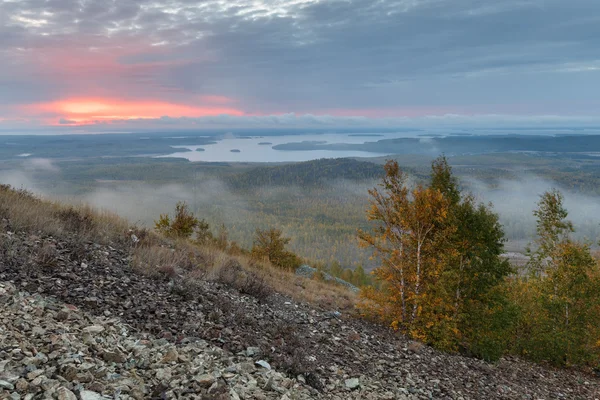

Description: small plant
[218,258,244,286]
[218,258,273,301]
[239,271,272,301]
[56,207,94,233]
[251,228,301,270]
[155,202,211,240]
[34,242,60,269]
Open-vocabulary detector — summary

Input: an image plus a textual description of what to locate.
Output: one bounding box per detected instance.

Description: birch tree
[359,160,452,340]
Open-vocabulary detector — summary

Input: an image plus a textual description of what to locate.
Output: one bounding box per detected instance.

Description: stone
[345,378,360,390]
[1,215,599,400]
[14,379,28,392]
[79,390,104,400]
[407,341,424,353]
[246,346,261,357]
[0,379,15,390]
[101,350,126,364]
[56,387,77,400]
[255,360,271,370]
[155,368,172,381]
[83,325,105,334]
[194,374,216,387]
[161,348,178,363]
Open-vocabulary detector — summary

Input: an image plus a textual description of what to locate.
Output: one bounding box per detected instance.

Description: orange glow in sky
[23,97,244,125]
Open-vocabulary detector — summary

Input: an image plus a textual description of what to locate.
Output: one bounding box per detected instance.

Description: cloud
[1,0,600,125]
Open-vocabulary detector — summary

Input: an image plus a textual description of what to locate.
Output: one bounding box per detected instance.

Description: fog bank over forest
[1,158,598,260]
[465,176,600,248]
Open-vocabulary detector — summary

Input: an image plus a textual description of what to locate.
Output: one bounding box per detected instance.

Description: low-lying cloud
[0,163,598,252]
[466,176,600,246]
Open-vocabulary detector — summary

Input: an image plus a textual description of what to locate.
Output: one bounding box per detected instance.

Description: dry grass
[0,184,128,244]
[131,237,357,310]
[1,184,357,311]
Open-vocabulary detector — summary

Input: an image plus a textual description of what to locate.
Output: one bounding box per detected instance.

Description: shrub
[218,258,273,301]
[155,202,211,240]
[251,228,301,270]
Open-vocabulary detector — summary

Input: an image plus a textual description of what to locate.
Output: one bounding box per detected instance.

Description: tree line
[359,157,600,365]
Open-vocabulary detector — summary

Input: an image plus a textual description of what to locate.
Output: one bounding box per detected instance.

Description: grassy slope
[0,184,356,310]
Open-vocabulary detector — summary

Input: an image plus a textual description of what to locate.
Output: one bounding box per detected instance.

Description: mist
[465,176,600,249]
[1,160,598,257]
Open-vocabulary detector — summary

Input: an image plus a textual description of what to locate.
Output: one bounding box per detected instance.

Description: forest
[1,144,600,272]
[358,157,600,366]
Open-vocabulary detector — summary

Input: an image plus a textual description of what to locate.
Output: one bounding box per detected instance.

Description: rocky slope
[1,228,600,399]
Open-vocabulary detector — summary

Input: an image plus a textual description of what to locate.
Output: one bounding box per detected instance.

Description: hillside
[1,185,599,399]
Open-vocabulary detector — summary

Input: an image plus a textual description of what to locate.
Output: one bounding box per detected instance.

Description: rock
[101,350,126,364]
[61,365,78,381]
[155,368,172,381]
[407,341,424,353]
[0,379,14,390]
[255,360,271,370]
[1,223,599,400]
[14,379,28,392]
[246,346,261,357]
[79,390,104,400]
[161,348,178,363]
[56,387,77,400]
[345,378,360,390]
[83,325,105,334]
[194,374,216,387]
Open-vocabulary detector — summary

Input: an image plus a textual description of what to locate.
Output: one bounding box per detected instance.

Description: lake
[157,132,412,162]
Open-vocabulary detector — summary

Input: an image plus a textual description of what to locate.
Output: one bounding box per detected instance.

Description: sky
[1,0,600,131]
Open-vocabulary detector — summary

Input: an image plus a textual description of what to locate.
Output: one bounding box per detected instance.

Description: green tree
[513,190,600,365]
[155,201,211,240]
[430,156,514,356]
[526,189,574,274]
[360,158,513,355]
[251,228,301,270]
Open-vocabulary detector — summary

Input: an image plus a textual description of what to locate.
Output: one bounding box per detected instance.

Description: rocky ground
[1,229,600,399]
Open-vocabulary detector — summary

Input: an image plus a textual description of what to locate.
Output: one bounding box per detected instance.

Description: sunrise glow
[21,98,244,126]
